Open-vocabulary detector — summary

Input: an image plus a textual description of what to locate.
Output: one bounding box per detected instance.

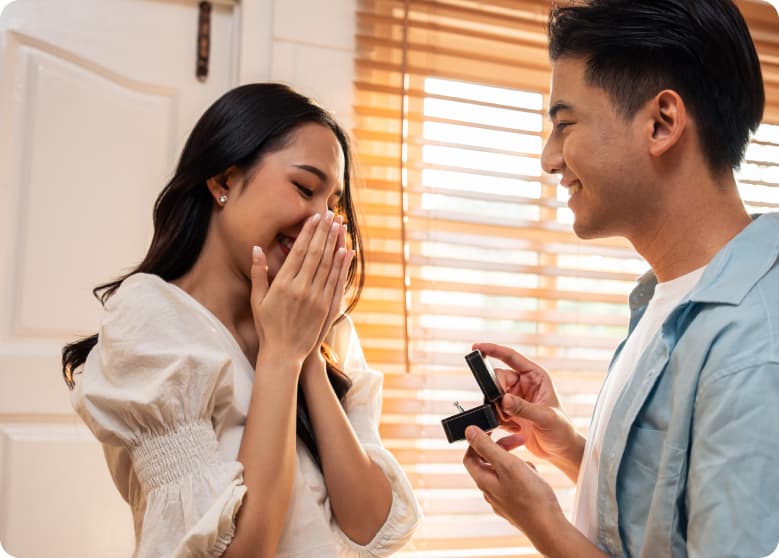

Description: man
[462,1,779,556]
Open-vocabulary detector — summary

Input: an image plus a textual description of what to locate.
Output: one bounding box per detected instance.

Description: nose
[310,199,330,222]
[541,133,563,176]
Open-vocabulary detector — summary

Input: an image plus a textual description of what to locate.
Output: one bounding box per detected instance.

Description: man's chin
[572,219,594,239]
[571,218,608,240]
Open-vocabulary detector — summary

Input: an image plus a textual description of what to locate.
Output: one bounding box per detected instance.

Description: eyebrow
[292,164,343,199]
[548,101,574,120]
[292,164,328,182]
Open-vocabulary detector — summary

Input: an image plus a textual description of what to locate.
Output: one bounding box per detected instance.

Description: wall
[268,0,356,131]
[0,1,357,556]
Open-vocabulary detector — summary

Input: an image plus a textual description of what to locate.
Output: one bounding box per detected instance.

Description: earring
[218,194,228,204]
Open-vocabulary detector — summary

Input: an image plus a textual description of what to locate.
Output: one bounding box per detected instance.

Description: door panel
[11,43,175,335]
[0,425,135,557]
[0,1,266,556]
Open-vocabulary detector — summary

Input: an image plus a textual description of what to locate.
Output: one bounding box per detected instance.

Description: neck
[629,171,751,283]
[172,228,256,354]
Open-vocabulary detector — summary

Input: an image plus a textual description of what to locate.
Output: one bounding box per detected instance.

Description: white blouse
[71,273,420,558]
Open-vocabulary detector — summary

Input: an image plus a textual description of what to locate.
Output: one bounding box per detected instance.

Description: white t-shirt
[573,265,706,543]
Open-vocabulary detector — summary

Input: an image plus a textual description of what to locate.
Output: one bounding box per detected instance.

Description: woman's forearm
[301,357,393,544]
[223,349,301,558]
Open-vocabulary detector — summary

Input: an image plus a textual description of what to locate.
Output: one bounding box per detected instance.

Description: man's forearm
[534,519,609,558]
[549,432,586,484]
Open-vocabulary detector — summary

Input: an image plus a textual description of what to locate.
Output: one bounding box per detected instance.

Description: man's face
[541,57,653,240]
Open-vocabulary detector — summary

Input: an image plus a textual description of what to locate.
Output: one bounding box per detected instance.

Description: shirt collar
[629,213,779,310]
[629,270,658,312]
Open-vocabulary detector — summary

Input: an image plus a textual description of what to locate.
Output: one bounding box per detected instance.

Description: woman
[62,83,420,558]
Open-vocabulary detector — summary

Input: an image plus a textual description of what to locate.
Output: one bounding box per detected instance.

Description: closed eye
[554,121,573,133]
[328,192,344,214]
[293,181,314,198]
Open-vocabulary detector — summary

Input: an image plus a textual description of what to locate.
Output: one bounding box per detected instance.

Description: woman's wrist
[255,347,303,381]
[300,351,328,385]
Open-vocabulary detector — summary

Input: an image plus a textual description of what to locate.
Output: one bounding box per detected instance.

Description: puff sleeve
[71,275,246,558]
[327,316,422,557]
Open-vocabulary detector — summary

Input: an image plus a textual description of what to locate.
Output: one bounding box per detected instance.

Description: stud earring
[218,194,228,204]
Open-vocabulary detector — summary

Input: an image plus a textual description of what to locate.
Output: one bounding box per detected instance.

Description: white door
[0,1,269,556]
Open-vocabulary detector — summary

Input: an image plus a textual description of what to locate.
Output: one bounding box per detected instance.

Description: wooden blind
[737,0,779,212]
[351,1,779,556]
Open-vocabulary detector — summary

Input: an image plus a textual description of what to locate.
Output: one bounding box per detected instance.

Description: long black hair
[62,83,365,467]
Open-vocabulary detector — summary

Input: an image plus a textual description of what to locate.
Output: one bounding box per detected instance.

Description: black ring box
[441,350,503,443]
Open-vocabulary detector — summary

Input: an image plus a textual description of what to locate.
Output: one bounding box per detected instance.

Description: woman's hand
[230,213,347,558]
[474,342,585,482]
[314,215,353,349]
[301,215,354,376]
[250,211,351,367]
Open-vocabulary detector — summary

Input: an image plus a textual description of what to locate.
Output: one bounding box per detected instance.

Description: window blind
[352,1,779,556]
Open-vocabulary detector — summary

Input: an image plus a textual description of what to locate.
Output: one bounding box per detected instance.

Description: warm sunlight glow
[737,123,779,213]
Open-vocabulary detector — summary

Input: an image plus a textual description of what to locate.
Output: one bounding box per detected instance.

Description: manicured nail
[252,245,262,260]
[311,213,321,224]
[326,210,334,223]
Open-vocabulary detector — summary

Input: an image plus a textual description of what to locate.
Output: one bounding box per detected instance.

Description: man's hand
[463,426,608,558]
[463,426,564,540]
[474,342,585,482]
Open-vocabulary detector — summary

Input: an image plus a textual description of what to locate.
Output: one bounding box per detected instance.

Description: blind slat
[354,1,779,554]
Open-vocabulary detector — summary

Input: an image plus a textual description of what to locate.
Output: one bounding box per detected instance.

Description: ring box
[441,350,503,443]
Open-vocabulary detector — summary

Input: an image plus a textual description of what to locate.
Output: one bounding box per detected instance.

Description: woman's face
[216,122,346,283]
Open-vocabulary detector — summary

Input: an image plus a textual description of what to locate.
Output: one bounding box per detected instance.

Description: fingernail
[252,245,262,260]
[311,213,321,224]
[342,222,349,233]
[326,210,334,223]
[465,426,476,440]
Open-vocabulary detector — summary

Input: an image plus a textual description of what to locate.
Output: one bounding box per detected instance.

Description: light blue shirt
[595,213,779,557]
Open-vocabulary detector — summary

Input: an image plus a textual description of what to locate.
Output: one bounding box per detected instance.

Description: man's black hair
[548,0,765,173]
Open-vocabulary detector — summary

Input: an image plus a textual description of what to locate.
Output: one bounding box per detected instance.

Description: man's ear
[205,165,242,203]
[646,89,687,158]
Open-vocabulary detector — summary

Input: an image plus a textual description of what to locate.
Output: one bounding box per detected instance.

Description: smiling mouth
[277,234,295,254]
[567,181,582,196]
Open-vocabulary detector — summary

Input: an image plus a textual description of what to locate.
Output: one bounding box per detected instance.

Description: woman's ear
[205,165,241,205]
[647,89,687,158]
